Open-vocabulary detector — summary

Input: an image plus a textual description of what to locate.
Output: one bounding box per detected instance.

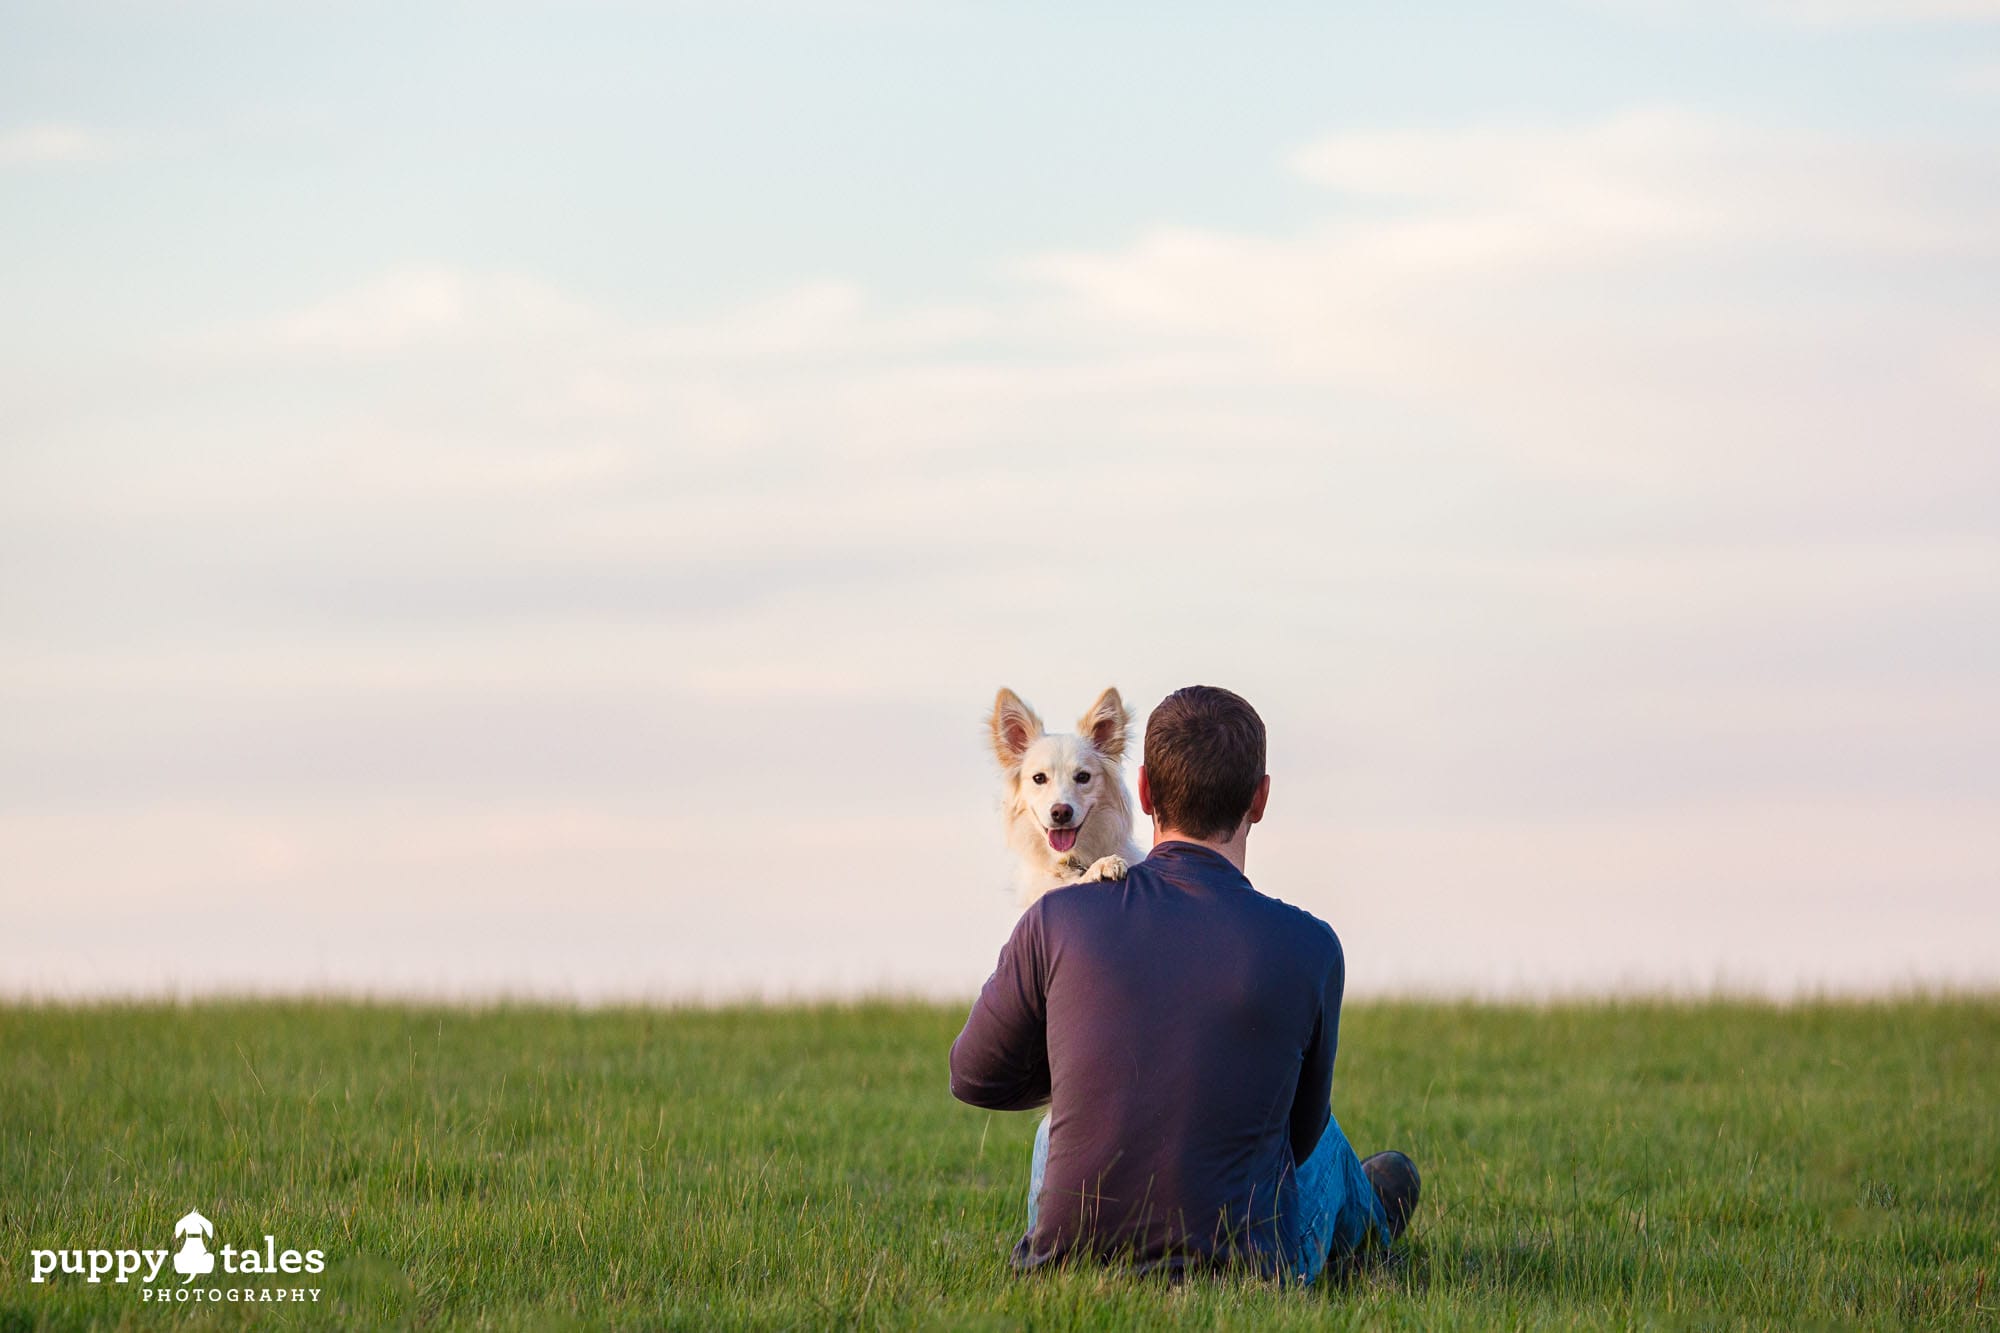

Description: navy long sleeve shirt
[949,840,1346,1274]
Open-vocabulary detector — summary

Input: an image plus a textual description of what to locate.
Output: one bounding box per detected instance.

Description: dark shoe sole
[1361,1149,1421,1242]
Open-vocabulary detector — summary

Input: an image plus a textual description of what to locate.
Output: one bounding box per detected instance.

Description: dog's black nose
[1050,804,1073,825]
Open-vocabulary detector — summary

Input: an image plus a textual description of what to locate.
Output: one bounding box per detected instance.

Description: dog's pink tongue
[1048,827,1079,853]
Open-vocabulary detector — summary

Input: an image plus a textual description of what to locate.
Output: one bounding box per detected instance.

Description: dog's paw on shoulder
[1079,855,1128,883]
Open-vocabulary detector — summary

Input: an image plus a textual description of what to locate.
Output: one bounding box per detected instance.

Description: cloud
[0,124,113,166]
[19,111,1996,654]
[1018,111,1999,492]
[5,108,1996,998]
[1285,110,1996,256]
[247,270,993,371]
[1027,112,1995,329]
[27,108,1997,569]
[269,267,599,355]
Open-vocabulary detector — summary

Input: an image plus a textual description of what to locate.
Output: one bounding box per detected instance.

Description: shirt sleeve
[948,900,1053,1111]
[1288,924,1345,1163]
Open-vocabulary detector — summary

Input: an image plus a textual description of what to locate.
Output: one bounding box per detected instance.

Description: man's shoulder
[1241,885,1343,962]
[1038,864,1340,947]
[1018,876,1121,929]
[1031,876,1122,926]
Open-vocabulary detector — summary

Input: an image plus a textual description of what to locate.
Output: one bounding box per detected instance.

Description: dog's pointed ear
[1078,687,1130,762]
[990,688,1044,769]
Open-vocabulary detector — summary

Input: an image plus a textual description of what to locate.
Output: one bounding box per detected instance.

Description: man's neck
[1151,823,1249,873]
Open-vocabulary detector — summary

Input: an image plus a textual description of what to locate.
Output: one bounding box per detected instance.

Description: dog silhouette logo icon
[171,1211,215,1282]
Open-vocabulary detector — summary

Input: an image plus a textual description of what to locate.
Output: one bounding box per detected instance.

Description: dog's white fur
[989,686,1145,907]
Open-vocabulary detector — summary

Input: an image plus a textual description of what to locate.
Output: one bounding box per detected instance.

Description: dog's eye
[1075,771,1091,784]
[1031,773,1047,785]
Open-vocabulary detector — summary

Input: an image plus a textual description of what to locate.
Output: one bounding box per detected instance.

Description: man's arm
[1288,924,1346,1163]
[949,902,1052,1111]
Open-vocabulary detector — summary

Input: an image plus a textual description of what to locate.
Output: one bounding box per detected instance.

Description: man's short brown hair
[1142,685,1266,840]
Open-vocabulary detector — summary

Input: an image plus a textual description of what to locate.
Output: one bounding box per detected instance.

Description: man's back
[950,839,1345,1274]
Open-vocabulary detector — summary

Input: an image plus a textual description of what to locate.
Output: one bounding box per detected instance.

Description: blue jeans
[1026,1111,1389,1284]
[1284,1111,1393,1283]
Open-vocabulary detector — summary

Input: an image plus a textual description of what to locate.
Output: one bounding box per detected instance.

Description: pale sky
[3,1,1997,1000]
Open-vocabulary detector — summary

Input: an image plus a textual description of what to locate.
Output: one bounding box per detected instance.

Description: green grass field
[2,998,1995,1330]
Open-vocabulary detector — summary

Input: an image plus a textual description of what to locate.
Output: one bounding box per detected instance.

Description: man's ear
[1077,687,1129,763]
[989,688,1044,770]
[1246,773,1271,826]
[1137,765,1155,816]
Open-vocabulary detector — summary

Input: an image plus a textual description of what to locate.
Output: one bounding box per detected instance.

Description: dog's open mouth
[1046,823,1082,853]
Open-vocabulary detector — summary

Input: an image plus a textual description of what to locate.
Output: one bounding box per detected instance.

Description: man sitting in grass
[950,684,1419,1283]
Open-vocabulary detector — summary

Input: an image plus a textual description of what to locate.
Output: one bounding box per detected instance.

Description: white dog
[989,686,1145,906]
